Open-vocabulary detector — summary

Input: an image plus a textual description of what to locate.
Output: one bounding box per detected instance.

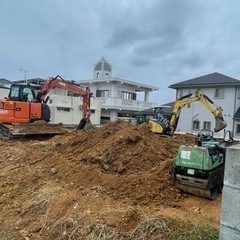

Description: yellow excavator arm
[149,90,227,135]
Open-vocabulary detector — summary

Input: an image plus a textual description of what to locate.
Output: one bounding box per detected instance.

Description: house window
[121,91,136,100]
[100,116,110,124]
[96,72,100,79]
[96,90,109,97]
[118,112,130,117]
[237,87,240,99]
[67,91,80,97]
[57,107,70,112]
[214,88,224,98]
[117,112,137,118]
[203,121,211,130]
[178,89,183,98]
[236,124,240,134]
[192,120,200,131]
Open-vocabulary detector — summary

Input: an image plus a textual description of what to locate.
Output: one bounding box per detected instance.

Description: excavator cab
[8,84,40,102]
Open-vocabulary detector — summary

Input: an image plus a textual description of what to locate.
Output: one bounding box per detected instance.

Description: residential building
[169,72,240,139]
[78,57,160,125]
[0,86,10,99]
[0,78,11,99]
[45,87,101,126]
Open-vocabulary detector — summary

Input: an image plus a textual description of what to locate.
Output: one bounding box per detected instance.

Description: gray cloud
[0,0,240,103]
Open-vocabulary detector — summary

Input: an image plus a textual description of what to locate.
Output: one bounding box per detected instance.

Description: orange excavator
[0,75,92,138]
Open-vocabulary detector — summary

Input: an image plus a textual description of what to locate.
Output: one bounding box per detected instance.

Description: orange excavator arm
[37,75,92,129]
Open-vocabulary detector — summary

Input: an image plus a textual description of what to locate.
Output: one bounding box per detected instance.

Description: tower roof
[94,57,112,72]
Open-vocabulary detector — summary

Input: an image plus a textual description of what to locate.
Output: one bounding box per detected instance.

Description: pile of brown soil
[0,120,222,239]
[46,120,195,205]
[14,121,65,135]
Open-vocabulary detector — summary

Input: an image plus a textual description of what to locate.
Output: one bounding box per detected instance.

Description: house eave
[169,83,240,89]
[79,77,159,91]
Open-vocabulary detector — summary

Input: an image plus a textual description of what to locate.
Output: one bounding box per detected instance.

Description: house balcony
[96,97,159,111]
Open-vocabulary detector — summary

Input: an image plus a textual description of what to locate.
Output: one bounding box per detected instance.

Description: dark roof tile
[169,72,240,89]
[0,78,11,85]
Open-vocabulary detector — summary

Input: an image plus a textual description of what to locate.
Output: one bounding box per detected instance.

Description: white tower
[93,57,112,79]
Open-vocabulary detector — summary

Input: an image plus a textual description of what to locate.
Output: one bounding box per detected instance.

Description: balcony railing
[96,97,159,111]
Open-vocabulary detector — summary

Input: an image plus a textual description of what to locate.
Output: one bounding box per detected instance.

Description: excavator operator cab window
[22,89,29,102]
[21,87,35,102]
[9,84,37,102]
[9,85,20,100]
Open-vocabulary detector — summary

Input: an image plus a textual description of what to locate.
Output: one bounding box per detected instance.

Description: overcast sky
[1,0,240,104]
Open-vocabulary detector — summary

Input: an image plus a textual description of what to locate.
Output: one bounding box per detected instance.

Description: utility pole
[19,67,32,82]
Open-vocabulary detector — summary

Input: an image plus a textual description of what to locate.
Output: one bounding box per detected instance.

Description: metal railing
[96,97,159,110]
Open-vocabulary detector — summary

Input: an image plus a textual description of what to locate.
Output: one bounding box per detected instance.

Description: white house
[0,86,10,99]
[78,57,160,125]
[169,72,240,139]
[45,88,101,126]
[0,78,11,99]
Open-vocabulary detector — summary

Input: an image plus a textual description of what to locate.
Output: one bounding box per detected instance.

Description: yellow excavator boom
[149,90,227,135]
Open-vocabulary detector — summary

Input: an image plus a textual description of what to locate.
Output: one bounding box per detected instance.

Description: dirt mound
[0,120,222,239]
[15,121,65,135]
[53,120,194,173]
[40,120,195,206]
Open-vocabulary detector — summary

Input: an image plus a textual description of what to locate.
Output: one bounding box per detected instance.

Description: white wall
[220,145,240,239]
[89,81,141,98]
[47,94,101,126]
[0,88,10,99]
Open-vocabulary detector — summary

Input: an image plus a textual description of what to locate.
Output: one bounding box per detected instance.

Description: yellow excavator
[149,90,227,135]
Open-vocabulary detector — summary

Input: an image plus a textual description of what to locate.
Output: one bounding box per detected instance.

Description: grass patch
[44,217,219,240]
[171,222,219,240]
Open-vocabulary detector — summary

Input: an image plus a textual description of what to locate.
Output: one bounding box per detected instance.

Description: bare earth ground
[0,120,224,239]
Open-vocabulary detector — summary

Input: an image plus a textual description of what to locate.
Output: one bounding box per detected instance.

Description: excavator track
[0,123,13,139]
[0,122,64,139]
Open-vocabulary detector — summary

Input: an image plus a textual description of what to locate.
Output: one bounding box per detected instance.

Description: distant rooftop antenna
[19,67,32,82]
